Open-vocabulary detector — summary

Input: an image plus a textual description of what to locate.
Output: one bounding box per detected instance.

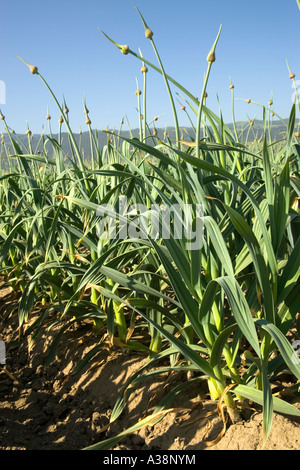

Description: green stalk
[230,79,239,142]
[136,80,143,141]
[196,25,222,160]
[195,62,213,160]
[141,56,148,141]
[133,6,180,149]
[16,57,90,191]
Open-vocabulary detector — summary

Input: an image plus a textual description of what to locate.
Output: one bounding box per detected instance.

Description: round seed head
[26,129,32,136]
[246,98,251,103]
[141,64,148,73]
[271,112,275,116]
[29,64,38,74]
[181,105,186,111]
[58,116,64,124]
[207,51,216,63]
[154,116,158,121]
[289,72,295,79]
[46,114,51,120]
[121,45,129,55]
[64,107,69,114]
[120,119,124,124]
[136,89,142,95]
[145,28,153,39]
[230,83,234,89]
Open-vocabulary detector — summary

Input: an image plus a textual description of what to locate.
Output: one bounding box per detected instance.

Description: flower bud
[141,64,148,73]
[204,92,208,98]
[84,108,89,115]
[145,28,153,39]
[86,117,91,125]
[207,51,216,63]
[58,116,64,124]
[246,99,251,103]
[46,114,51,120]
[26,129,32,136]
[289,72,295,79]
[64,107,69,114]
[268,99,273,106]
[249,120,254,126]
[230,83,234,89]
[121,45,129,55]
[294,132,300,138]
[181,105,186,111]
[29,65,38,74]
[0,113,5,120]
[136,89,142,95]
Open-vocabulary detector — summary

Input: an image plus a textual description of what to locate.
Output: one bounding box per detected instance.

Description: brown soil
[1,286,300,451]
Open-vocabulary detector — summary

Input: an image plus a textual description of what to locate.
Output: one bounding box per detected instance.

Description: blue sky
[1,0,299,134]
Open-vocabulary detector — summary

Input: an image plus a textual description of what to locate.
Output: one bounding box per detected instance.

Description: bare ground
[1,286,300,451]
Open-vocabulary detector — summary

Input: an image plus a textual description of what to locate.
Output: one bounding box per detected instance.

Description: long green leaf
[223,204,275,323]
[256,319,300,379]
[200,276,261,357]
[232,384,300,417]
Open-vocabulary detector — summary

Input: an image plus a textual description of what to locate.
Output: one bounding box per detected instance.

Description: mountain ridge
[0,118,296,169]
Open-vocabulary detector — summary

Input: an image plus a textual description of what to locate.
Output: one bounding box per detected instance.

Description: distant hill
[0,119,295,169]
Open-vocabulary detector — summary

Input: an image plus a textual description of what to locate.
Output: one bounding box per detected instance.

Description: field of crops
[1,5,300,451]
